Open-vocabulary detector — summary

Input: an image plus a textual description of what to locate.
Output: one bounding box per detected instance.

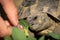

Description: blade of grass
[39,36,44,40]
[48,32,60,39]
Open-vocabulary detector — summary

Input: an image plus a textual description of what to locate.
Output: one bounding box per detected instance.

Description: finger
[0,16,12,37]
[17,24,23,29]
[17,24,24,32]
[5,20,10,26]
[0,0,18,26]
[4,20,12,35]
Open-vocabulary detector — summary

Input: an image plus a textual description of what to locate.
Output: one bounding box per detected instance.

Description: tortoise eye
[22,0,36,7]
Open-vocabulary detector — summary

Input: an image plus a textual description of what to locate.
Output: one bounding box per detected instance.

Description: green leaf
[24,29,29,36]
[27,36,36,40]
[12,27,27,40]
[48,32,60,39]
[19,20,30,36]
[39,36,44,40]
[4,36,12,40]
[19,19,29,29]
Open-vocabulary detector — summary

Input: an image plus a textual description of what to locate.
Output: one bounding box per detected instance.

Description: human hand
[0,0,18,37]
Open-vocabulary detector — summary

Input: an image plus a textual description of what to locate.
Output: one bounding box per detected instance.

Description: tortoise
[14,0,60,35]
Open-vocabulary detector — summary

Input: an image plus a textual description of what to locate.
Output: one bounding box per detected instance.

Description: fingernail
[13,20,18,26]
[17,24,23,29]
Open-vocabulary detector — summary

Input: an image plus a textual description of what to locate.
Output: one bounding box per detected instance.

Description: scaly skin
[14,0,60,35]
